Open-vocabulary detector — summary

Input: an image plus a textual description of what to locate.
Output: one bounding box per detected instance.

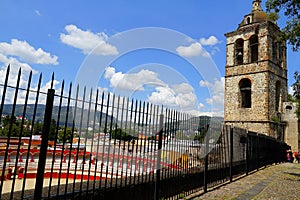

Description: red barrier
[18,171,104,180]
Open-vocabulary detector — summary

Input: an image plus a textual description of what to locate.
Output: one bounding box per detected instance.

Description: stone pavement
[192,162,300,200]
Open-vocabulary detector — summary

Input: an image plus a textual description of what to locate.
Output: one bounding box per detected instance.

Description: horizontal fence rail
[0,66,290,200]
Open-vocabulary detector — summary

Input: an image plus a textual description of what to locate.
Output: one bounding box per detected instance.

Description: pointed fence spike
[38,73,42,86]
[51,72,54,89]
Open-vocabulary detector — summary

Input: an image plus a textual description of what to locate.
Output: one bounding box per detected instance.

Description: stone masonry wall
[224,21,287,137]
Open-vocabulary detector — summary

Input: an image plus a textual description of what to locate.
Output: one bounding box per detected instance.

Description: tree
[49,119,57,141]
[57,127,74,143]
[266,0,300,51]
[292,71,300,120]
[0,115,34,137]
[0,115,20,137]
[292,71,300,99]
[288,71,300,121]
[111,128,133,141]
[33,122,43,135]
[1,115,14,127]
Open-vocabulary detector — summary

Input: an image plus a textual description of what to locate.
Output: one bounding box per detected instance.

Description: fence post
[34,89,55,200]
[246,131,249,176]
[256,134,260,171]
[154,114,164,200]
[229,127,233,182]
[203,125,209,193]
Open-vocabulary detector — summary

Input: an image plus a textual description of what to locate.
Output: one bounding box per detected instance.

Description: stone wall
[225,72,269,122]
[282,102,300,152]
[224,20,287,138]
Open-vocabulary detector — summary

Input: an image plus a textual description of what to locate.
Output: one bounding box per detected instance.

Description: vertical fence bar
[110,95,120,187]
[56,81,71,197]
[77,86,87,198]
[0,67,20,199]
[127,99,134,186]
[80,88,93,193]
[84,89,93,193]
[89,89,99,195]
[171,110,176,179]
[10,71,32,200]
[114,96,122,188]
[203,124,209,193]
[143,102,150,184]
[0,65,10,119]
[264,137,267,168]
[140,101,146,183]
[102,91,109,189]
[167,109,173,180]
[161,108,168,182]
[122,98,130,187]
[90,89,99,195]
[98,92,106,190]
[34,88,55,200]
[229,127,233,182]
[64,84,77,197]
[257,134,260,171]
[145,103,152,183]
[50,80,64,198]
[0,65,9,197]
[136,100,142,185]
[154,113,164,200]
[132,100,138,186]
[21,73,42,199]
[174,111,181,200]
[150,104,156,182]
[246,131,249,176]
[105,94,115,189]
[96,92,105,191]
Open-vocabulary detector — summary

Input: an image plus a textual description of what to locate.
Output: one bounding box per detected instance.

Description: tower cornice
[225,21,280,38]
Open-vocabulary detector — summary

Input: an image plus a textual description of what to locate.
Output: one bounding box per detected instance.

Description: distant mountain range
[0,104,223,130]
[0,104,114,128]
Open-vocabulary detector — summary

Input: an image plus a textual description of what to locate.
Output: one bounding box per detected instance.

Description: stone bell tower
[224,0,288,139]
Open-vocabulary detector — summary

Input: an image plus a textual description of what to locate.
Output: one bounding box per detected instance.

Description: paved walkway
[193,162,300,200]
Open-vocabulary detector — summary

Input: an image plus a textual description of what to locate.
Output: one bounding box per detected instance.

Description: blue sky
[0,0,299,117]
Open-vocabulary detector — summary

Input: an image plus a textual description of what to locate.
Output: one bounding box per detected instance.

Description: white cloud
[200,78,224,96]
[104,66,165,91]
[0,53,36,74]
[0,62,62,105]
[148,86,177,106]
[0,38,61,106]
[0,53,39,90]
[199,77,225,116]
[199,103,205,109]
[175,92,197,108]
[104,66,116,79]
[0,39,58,65]
[210,46,220,55]
[0,38,59,103]
[172,83,194,94]
[148,83,198,110]
[171,83,197,108]
[176,42,210,57]
[35,10,41,16]
[104,67,199,112]
[199,36,220,46]
[60,24,119,56]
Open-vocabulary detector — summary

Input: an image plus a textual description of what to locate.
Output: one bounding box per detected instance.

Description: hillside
[0,104,113,128]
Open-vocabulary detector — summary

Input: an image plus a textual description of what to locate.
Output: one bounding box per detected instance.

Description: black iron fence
[0,66,289,200]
